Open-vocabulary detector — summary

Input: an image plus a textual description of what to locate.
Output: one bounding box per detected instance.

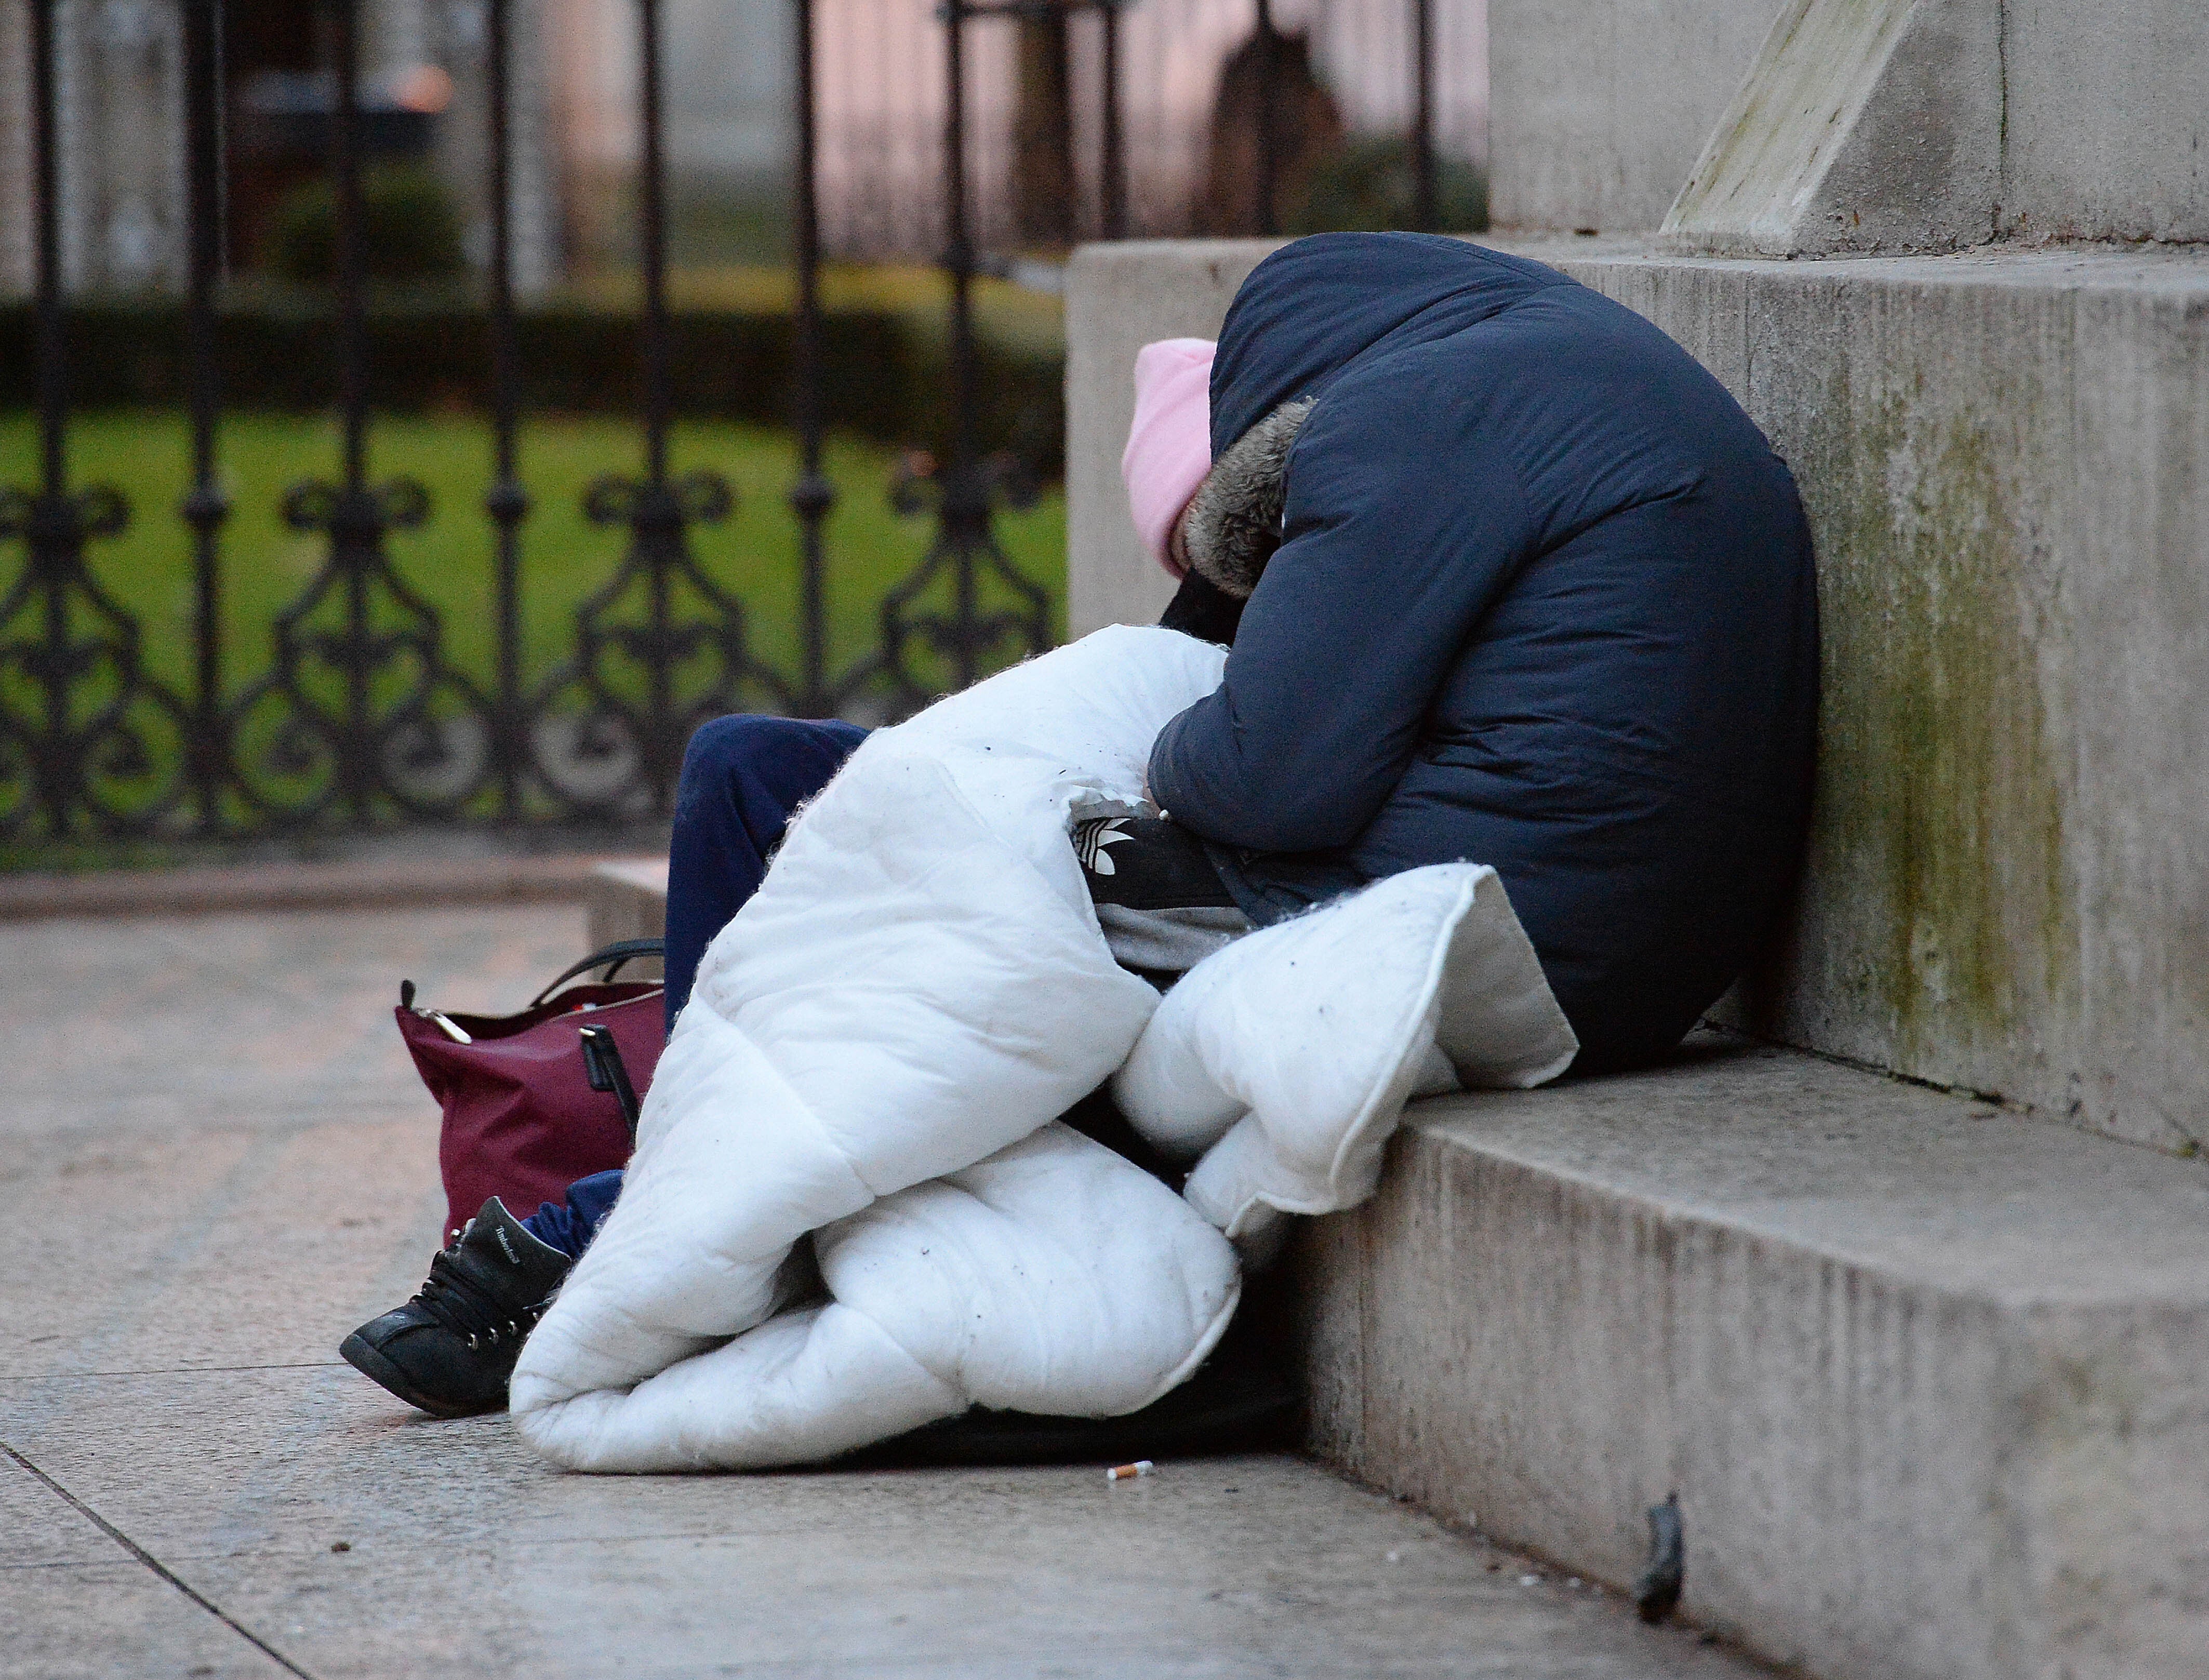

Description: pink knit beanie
[1121,337,1215,577]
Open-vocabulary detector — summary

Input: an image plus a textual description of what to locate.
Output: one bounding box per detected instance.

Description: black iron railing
[0,0,1451,842]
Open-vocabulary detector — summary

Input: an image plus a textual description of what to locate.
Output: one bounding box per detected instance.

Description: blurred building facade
[0,0,189,292]
[0,0,1487,294]
[0,0,561,294]
[805,0,1489,256]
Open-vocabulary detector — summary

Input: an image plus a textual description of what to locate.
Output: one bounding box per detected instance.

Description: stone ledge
[1532,243,2209,1157]
[1065,239,1284,636]
[585,858,669,979]
[0,854,637,922]
[1295,1033,2209,1680]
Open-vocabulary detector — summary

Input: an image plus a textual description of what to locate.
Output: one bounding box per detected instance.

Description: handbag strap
[528,937,667,1008]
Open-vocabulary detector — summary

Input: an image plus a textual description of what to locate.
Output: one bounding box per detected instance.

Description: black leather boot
[339,1197,572,1418]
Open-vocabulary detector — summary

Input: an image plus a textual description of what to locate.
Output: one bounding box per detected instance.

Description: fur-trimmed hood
[1177,231,1578,603]
[1178,397,1313,599]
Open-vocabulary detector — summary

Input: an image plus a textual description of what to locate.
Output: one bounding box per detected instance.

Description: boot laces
[412,1231,550,1353]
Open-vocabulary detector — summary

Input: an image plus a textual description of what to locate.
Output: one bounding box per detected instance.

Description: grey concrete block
[1295,1035,2209,1680]
[584,857,668,977]
[1064,239,1280,637]
[2,1368,1768,1679]
[0,902,1778,1677]
[0,852,611,922]
[1489,0,1787,234]
[1662,0,2002,257]
[0,903,581,1387]
[1997,1,2209,245]
[1,1454,116,1569]
[0,1560,290,1678]
[1659,0,2209,255]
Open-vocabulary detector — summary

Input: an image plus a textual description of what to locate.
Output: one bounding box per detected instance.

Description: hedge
[0,299,1066,475]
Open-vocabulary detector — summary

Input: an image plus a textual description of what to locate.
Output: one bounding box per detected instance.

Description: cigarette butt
[1106,1460,1154,1482]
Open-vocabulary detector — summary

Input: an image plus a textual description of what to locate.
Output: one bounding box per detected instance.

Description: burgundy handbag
[397,939,665,1245]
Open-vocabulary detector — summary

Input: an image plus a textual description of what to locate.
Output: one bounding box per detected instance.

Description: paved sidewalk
[3,905,1766,1679]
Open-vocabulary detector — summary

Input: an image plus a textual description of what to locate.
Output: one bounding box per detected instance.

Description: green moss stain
[1803,332,2078,1083]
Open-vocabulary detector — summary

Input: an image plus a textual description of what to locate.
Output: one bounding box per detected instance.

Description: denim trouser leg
[524,1169,627,1261]
[663,713,869,1031]
[520,714,867,1260]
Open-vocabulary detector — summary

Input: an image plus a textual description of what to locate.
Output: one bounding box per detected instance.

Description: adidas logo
[1074,817,1134,875]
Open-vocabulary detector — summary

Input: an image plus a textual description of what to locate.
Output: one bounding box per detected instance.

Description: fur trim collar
[1179,398,1313,599]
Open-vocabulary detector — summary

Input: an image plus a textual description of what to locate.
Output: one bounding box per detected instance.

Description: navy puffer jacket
[1148,234,1819,1071]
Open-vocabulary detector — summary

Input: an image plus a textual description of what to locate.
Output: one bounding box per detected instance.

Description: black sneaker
[339,1197,571,1419]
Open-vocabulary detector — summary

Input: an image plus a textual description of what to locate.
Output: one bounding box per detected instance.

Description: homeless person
[341,233,1818,1438]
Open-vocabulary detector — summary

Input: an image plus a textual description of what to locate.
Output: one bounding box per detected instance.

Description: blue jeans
[524,714,867,1260]
[662,713,871,1031]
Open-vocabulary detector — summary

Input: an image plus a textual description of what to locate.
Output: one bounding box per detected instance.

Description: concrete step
[585,860,2209,1675]
[0,852,621,922]
[1295,1034,2209,1680]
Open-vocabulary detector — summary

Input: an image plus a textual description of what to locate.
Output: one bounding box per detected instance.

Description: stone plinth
[1296,1036,2209,1680]
[1663,0,2209,256]
[585,857,669,980]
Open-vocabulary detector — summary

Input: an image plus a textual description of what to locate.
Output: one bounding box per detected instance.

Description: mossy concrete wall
[1066,239,2209,1154]
[1535,246,2209,1155]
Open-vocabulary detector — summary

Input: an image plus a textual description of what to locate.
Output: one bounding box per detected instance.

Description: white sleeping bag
[509,1122,1239,1473]
[1114,863,1577,1264]
[511,628,1239,1471]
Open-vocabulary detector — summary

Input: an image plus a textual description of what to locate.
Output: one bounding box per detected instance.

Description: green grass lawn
[0,408,1066,715]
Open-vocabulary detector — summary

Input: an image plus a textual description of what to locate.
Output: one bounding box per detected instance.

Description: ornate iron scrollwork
[860,448,1052,718]
[6,0,1090,843]
[529,467,792,815]
[227,477,493,825]
[0,485,192,837]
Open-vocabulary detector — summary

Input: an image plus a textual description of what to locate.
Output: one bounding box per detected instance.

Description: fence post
[181,0,231,830]
[484,0,530,818]
[942,0,982,691]
[27,0,70,835]
[867,0,1049,712]
[1412,0,1437,231]
[7,0,136,837]
[1253,0,1278,235]
[790,0,835,717]
[333,0,373,821]
[558,0,752,814]
[251,0,473,828]
[1099,0,1125,238]
[633,0,683,804]
[29,0,62,509]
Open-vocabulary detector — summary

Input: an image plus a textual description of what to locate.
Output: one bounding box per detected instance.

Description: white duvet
[510,628,1575,1472]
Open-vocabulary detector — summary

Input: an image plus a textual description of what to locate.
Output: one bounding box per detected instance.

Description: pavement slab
[1,904,1771,1678]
